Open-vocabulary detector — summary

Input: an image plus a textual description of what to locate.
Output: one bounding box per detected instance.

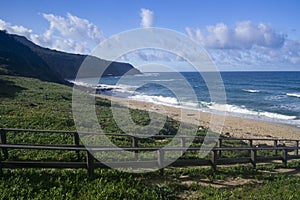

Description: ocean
[74,71,300,127]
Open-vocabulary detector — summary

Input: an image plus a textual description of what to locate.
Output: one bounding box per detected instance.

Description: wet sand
[94,94,300,140]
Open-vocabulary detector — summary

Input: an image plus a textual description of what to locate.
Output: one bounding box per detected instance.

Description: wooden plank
[0,144,87,151]
[171,159,211,167]
[256,156,282,162]
[94,161,158,169]
[0,143,297,152]
[1,128,76,134]
[1,161,86,169]
[287,155,300,159]
[0,143,298,153]
[217,157,250,165]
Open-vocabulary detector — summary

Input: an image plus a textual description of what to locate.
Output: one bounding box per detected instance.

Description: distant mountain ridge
[0,30,140,84]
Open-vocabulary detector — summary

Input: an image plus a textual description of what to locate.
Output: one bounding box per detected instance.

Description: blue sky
[1,0,300,71]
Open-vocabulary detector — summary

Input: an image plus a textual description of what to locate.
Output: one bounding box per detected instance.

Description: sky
[0,0,300,71]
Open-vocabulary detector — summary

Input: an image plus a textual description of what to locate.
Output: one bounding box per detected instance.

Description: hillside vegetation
[0,30,140,84]
[1,75,300,199]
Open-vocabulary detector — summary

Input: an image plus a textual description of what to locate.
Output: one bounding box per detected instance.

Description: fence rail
[0,128,299,176]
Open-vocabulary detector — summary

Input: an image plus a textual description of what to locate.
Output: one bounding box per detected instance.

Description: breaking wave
[242,89,260,93]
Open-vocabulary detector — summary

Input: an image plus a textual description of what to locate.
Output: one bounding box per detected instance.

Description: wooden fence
[0,128,299,176]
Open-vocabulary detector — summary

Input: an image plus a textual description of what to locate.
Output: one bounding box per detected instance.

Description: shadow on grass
[0,78,26,98]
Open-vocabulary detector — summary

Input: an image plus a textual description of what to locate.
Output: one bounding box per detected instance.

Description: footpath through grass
[1,75,300,199]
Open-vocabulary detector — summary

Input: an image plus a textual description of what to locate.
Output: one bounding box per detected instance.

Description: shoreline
[94,94,300,141]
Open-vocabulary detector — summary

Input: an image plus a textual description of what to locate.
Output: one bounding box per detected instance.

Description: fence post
[211,150,217,171]
[132,137,138,160]
[157,149,164,174]
[248,139,253,156]
[73,133,80,161]
[282,148,287,167]
[274,140,278,156]
[0,129,8,159]
[181,137,186,156]
[217,138,222,158]
[87,152,95,177]
[295,140,299,156]
[250,148,257,168]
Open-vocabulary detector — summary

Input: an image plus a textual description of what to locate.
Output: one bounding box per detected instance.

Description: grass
[1,74,300,199]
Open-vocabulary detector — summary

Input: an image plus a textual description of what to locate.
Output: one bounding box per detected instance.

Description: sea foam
[129,94,179,106]
[287,93,300,98]
[242,89,260,93]
[208,103,297,120]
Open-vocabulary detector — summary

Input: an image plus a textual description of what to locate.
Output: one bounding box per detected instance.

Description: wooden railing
[0,128,299,176]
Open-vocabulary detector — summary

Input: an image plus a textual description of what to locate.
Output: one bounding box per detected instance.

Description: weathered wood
[94,161,157,169]
[274,140,278,156]
[211,150,217,170]
[181,137,186,156]
[0,129,8,159]
[256,156,282,162]
[287,155,300,159]
[1,161,86,169]
[217,139,222,158]
[73,132,81,161]
[282,149,288,167]
[250,149,257,168]
[0,143,297,152]
[248,139,253,156]
[132,137,138,160]
[0,128,300,176]
[1,128,76,134]
[217,157,250,165]
[87,152,95,177]
[295,141,299,156]
[0,144,87,151]
[171,159,211,167]
[157,149,164,174]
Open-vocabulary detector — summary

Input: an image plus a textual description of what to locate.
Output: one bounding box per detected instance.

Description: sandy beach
[94,94,300,141]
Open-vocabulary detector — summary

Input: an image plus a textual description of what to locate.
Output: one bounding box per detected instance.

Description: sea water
[73,71,300,127]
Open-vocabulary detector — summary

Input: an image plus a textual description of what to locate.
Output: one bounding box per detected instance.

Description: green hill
[0,30,63,83]
[0,30,140,84]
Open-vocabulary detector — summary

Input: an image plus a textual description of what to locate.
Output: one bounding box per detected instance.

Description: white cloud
[0,19,33,38]
[140,8,154,28]
[42,13,105,43]
[41,13,105,53]
[0,13,105,54]
[208,39,300,70]
[185,21,300,70]
[186,21,286,49]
